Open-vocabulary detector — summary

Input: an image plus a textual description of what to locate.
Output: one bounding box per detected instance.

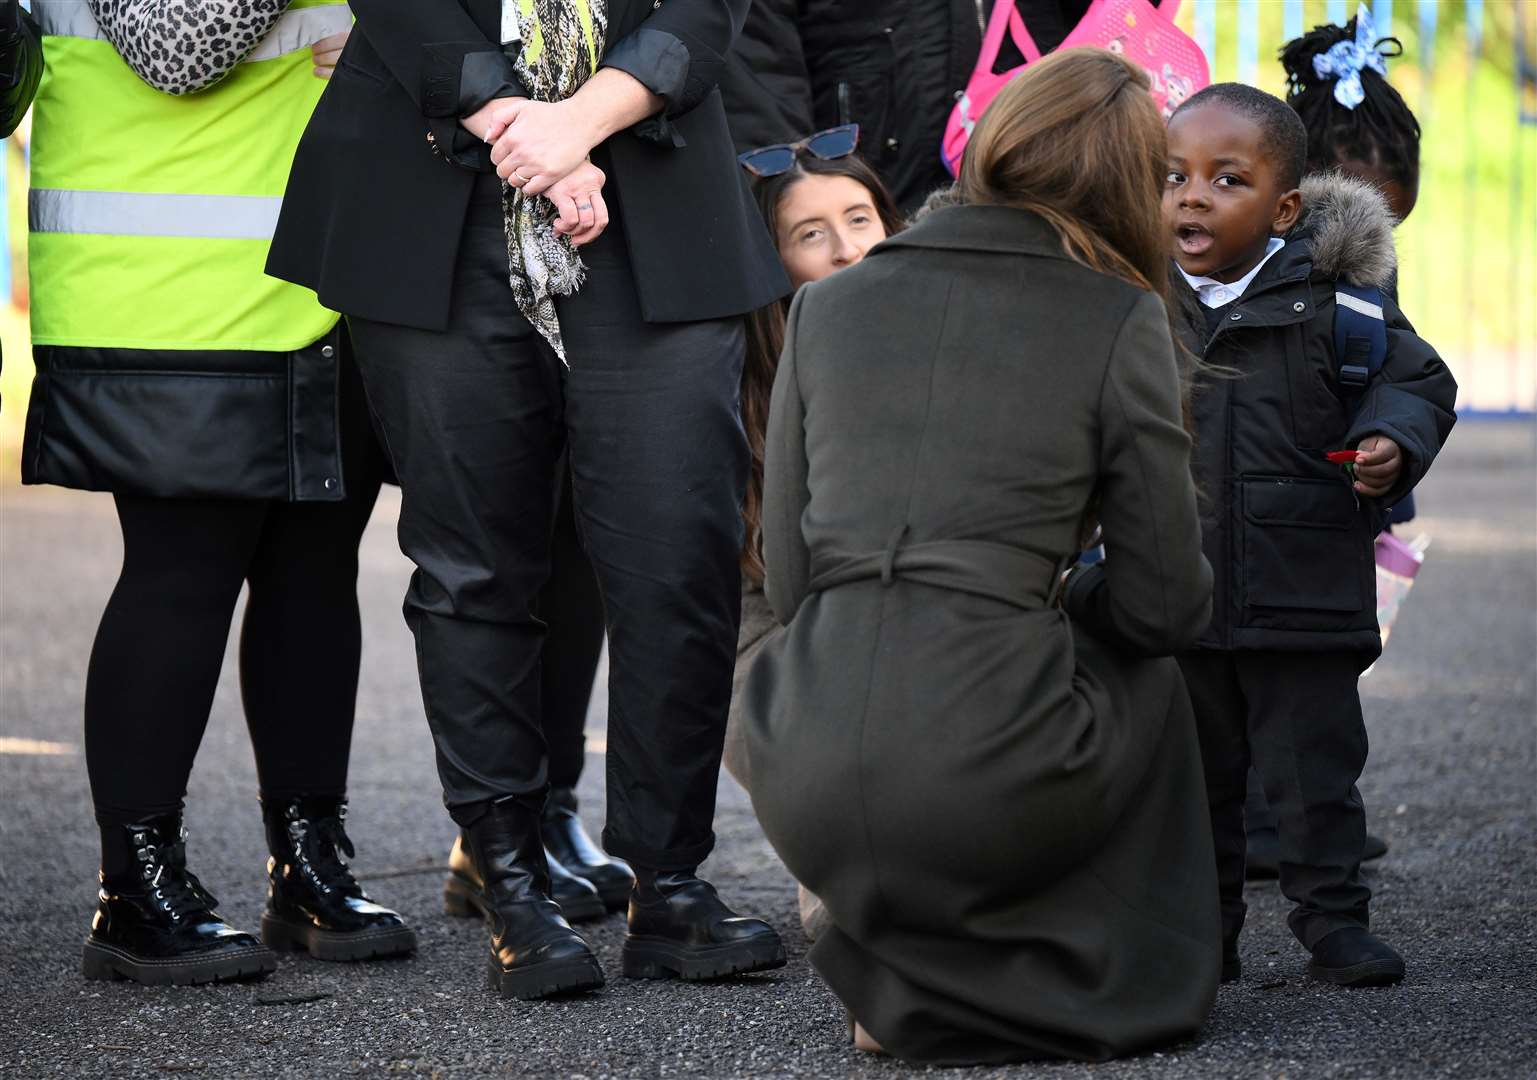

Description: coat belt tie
[807,536,1067,611]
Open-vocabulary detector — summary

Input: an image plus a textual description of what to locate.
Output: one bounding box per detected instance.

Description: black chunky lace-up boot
[82,814,277,985]
[258,795,417,962]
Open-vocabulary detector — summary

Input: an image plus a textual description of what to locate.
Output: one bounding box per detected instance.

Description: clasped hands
[463,97,609,247]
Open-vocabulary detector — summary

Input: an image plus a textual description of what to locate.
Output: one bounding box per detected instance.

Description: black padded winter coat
[1175,173,1458,656]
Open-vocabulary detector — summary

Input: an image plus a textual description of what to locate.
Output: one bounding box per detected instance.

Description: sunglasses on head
[737,124,861,178]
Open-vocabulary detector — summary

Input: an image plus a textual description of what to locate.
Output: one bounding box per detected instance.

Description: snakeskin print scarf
[503,0,608,365]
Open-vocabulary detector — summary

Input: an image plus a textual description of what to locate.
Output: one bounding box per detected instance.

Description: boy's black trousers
[1178,650,1373,950]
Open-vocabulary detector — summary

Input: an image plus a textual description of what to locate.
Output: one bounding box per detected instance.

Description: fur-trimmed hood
[910,183,962,224]
[1288,171,1398,289]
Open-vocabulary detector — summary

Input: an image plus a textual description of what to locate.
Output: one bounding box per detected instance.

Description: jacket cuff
[421,42,527,119]
[601,28,691,147]
[1061,561,1107,625]
[427,117,496,173]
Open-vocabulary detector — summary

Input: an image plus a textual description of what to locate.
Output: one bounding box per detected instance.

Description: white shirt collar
[1177,237,1286,309]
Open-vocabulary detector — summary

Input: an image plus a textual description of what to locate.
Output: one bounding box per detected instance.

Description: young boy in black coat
[1163,84,1457,987]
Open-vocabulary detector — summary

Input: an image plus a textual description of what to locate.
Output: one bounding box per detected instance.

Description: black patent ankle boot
[622,867,786,981]
[541,787,635,912]
[445,831,605,924]
[259,795,417,962]
[82,814,277,985]
[462,794,604,1000]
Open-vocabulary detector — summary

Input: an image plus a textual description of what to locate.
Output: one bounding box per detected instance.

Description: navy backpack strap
[1333,282,1388,412]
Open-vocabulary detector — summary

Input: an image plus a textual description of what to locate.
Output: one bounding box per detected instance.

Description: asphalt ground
[1,418,1533,1079]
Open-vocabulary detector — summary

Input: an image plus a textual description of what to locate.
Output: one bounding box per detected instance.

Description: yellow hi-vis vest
[27,0,348,351]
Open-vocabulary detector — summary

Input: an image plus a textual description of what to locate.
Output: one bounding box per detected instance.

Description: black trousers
[348,174,747,870]
[86,352,382,824]
[539,469,606,790]
[1178,650,1373,950]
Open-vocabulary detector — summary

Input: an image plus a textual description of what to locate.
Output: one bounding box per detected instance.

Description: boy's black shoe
[1221,943,1241,984]
[259,796,418,962]
[1307,927,1405,987]
[1362,833,1390,863]
[542,786,636,912]
[444,832,606,924]
[622,869,786,981]
[82,815,277,986]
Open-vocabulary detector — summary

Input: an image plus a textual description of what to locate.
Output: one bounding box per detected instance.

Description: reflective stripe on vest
[30,190,281,240]
[27,0,344,351]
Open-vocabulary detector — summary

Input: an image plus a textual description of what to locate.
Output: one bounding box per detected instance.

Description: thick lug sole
[1307,956,1405,987]
[621,934,787,982]
[81,938,277,986]
[444,873,605,925]
[489,951,605,1001]
[260,912,417,962]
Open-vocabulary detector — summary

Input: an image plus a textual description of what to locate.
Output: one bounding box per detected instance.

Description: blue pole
[1237,0,1259,84]
[1194,0,1216,80]
[1466,0,1484,57]
[1283,0,1303,44]
[1375,0,1393,39]
[1417,0,1437,74]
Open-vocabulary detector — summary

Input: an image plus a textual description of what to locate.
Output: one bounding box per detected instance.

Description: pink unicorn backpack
[942,0,1210,176]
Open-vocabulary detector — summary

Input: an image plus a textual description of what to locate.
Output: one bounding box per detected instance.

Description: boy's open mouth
[1176,222,1214,258]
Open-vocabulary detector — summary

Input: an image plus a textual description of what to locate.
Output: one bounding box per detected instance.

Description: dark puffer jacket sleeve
[1064,290,1213,656]
[1344,298,1458,508]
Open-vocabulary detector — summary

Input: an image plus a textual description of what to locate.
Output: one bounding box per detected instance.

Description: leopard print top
[89,0,289,94]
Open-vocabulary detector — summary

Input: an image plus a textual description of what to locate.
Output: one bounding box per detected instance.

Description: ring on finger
[513,170,532,184]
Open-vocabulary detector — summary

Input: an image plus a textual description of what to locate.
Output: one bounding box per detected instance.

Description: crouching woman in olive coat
[741,49,1221,1065]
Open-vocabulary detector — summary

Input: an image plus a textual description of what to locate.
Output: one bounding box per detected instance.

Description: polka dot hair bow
[1313,4,1391,109]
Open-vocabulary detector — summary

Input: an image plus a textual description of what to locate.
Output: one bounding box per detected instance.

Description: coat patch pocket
[1241,476,1364,612]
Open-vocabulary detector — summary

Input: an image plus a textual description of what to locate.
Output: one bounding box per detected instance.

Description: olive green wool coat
[741,203,1222,1065]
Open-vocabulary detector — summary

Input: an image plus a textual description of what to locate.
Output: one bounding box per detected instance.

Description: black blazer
[267,0,789,330]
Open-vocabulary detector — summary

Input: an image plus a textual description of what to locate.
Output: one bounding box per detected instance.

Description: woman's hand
[460,96,526,142]
[487,99,598,197]
[543,160,610,247]
[310,30,349,80]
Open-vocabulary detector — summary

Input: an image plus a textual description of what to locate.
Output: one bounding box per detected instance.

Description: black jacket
[1176,173,1458,656]
[266,0,788,330]
[22,331,359,501]
[716,0,814,153]
[796,0,1088,214]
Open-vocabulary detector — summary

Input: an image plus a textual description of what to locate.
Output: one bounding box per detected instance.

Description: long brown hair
[958,48,1170,298]
[739,154,904,585]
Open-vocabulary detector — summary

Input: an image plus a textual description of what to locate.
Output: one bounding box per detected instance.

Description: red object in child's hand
[1325,450,1361,464]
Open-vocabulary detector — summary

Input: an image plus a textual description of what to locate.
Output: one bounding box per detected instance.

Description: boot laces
[137,843,214,923]
[287,811,360,896]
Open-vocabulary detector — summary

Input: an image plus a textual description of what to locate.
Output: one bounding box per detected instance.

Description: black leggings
[85,424,382,825]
